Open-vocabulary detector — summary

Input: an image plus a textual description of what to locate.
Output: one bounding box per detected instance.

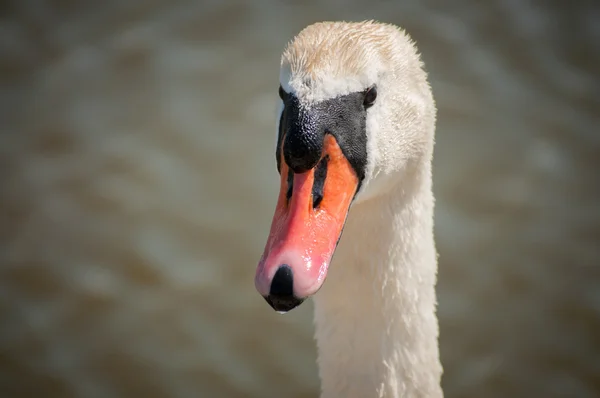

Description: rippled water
[1,1,599,397]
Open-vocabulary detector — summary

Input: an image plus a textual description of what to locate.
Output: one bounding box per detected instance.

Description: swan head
[255,21,436,312]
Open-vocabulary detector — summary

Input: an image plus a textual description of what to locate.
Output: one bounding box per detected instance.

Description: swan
[254,21,443,397]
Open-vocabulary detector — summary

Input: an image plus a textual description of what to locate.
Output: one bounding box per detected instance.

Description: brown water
[1,1,599,397]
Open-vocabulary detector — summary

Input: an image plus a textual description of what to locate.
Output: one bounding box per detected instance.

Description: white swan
[255,21,443,397]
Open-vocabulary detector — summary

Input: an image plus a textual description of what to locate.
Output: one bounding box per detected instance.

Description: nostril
[270,264,294,297]
[312,155,329,208]
[265,264,305,312]
[286,168,294,202]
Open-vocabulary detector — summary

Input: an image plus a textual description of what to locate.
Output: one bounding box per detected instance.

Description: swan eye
[279,85,288,100]
[363,85,377,108]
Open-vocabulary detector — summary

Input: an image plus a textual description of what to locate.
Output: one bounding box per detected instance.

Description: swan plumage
[255,21,442,398]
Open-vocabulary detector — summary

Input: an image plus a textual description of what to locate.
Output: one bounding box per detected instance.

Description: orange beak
[255,134,358,311]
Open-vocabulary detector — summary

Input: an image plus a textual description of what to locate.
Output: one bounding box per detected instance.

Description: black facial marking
[278,85,288,101]
[286,167,293,202]
[312,155,328,208]
[275,87,370,192]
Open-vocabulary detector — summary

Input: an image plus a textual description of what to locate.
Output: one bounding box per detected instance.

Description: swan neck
[312,165,443,398]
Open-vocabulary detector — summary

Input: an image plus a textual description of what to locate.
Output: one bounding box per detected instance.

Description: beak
[255,134,358,312]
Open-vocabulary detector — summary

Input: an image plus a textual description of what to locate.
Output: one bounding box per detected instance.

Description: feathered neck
[312,161,443,398]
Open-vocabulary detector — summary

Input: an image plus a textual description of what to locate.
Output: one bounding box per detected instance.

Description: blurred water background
[1,1,599,397]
